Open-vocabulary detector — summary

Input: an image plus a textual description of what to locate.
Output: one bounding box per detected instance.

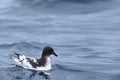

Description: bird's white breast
[34,57,51,71]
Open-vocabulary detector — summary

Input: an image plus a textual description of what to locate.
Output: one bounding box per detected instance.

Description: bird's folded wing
[26,58,38,68]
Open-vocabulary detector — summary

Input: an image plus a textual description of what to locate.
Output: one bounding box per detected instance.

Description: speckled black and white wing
[10,53,51,71]
[10,53,37,69]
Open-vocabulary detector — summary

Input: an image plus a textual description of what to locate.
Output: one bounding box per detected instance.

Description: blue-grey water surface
[0,0,120,80]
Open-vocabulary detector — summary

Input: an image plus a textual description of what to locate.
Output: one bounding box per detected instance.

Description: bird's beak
[53,52,58,57]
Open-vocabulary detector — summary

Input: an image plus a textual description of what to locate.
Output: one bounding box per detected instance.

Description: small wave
[18,0,109,4]
[16,0,113,14]
[110,74,120,80]
[54,0,109,3]
[0,42,41,50]
[54,64,84,72]
[0,0,117,15]
[18,0,110,7]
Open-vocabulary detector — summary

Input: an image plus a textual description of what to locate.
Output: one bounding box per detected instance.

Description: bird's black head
[42,46,58,57]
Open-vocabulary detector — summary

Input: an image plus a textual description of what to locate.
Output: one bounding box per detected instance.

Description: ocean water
[0,0,120,80]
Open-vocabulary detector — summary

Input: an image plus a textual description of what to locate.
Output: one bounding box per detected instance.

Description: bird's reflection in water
[28,70,50,79]
[6,66,50,80]
[38,71,50,79]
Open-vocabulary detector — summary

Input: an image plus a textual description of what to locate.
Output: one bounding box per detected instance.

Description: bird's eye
[50,49,53,52]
